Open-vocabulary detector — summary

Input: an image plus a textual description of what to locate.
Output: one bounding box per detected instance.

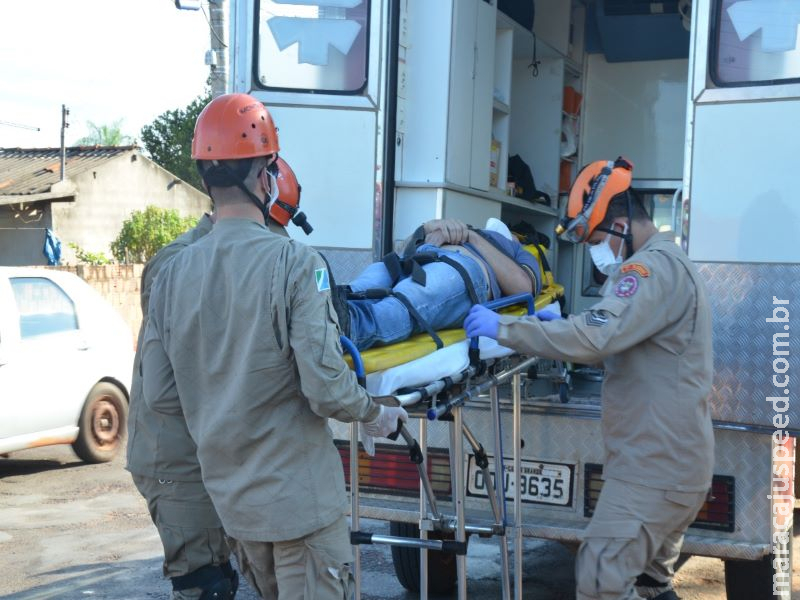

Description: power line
[0,120,40,131]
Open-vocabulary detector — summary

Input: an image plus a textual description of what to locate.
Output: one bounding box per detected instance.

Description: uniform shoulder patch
[620,262,650,278]
[614,274,639,298]
[585,310,609,327]
[315,267,331,292]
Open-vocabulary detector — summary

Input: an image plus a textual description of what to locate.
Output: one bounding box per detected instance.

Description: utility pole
[207,0,228,98]
[60,105,69,182]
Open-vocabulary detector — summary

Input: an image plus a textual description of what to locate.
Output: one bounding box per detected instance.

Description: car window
[10,277,78,338]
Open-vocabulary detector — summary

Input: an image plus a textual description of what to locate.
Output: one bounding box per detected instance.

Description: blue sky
[0,0,211,148]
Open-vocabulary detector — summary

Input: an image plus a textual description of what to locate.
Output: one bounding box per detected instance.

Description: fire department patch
[315,268,330,292]
[620,262,650,278]
[585,310,609,327]
[614,275,639,298]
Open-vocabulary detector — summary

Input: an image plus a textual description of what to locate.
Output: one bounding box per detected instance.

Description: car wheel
[71,382,128,464]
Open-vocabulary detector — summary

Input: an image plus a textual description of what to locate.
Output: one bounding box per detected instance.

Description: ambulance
[227,0,798,597]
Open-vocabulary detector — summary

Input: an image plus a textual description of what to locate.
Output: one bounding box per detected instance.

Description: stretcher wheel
[389,521,456,594]
[558,382,569,404]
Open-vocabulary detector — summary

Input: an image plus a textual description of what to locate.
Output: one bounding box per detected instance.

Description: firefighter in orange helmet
[272,156,313,234]
[141,93,407,599]
[466,157,714,600]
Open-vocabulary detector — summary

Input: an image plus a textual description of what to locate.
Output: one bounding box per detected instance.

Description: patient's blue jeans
[347,244,489,350]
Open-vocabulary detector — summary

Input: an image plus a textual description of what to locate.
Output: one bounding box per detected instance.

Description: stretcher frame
[342,291,561,600]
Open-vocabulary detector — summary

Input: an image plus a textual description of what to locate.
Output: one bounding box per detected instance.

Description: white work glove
[359,405,409,457]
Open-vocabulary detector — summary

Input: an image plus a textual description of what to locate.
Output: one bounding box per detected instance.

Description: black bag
[510,220,550,250]
[498,0,535,31]
[507,154,550,205]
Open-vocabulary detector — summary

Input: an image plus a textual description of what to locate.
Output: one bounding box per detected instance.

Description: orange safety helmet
[191,93,279,160]
[270,157,300,226]
[556,157,633,243]
[270,157,313,235]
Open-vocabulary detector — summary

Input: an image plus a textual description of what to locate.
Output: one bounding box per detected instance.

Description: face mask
[260,164,279,209]
[589,225,627,276]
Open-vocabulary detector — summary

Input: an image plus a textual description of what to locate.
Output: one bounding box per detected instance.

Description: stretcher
[342,274,566,600]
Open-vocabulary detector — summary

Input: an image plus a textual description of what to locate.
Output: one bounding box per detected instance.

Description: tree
[75,120,133,146]
[111,206,197,263]
[140,91,211,192]
[68,242,111,265]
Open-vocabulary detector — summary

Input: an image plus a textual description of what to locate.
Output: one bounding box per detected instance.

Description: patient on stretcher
[334,218,542,351]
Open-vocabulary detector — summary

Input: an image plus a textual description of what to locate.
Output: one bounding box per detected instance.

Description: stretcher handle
[387,419,405,441]
[468,292,535,356]
[340,335,366,384]
[483,292,535,315]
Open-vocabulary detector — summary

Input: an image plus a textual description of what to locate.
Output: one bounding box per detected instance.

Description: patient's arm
[466,230,535,297]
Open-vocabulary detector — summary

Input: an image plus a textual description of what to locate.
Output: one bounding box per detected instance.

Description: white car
[0,268,134,463]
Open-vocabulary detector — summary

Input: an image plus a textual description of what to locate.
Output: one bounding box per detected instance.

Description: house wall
[0,204,54,266]
[51,152,210,262]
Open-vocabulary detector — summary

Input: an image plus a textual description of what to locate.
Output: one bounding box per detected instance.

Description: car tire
[389,521,457,595]
[71,382,128,464]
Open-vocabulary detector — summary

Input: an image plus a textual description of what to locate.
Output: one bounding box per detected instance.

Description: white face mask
[260,165,279,210]
[589,225,627,276]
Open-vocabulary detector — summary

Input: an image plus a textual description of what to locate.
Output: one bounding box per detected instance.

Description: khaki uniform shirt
[143,218,379,541]
[498,232,714,492]
[126,214,214,481]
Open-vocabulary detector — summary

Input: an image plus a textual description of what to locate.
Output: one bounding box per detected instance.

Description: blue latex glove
[536,310,562,321]
[464,304,500,340]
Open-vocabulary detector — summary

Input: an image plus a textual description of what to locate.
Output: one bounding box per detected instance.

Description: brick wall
[51,264,144,346]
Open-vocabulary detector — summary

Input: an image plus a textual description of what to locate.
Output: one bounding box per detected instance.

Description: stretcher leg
[418,415,429,599]
[490,384,512,600]
[350,422,362,600]
[512,371,523,600]
[451,405,468,600]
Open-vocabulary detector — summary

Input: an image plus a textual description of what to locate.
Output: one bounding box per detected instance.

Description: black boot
[172,562,238,600]
[634,573,679,600]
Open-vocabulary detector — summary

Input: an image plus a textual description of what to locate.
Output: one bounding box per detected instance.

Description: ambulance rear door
[683,0,800,435]
[230,0,392,276]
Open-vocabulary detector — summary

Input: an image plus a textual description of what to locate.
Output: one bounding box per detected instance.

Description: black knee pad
[198,573,238,600]
[635,573,669,588]
[172,562,239,599]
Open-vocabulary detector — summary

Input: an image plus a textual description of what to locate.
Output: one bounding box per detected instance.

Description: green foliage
[111,206,197,263]
[75,119,133,146]
[140,91,211,192]
[68,242,112,265]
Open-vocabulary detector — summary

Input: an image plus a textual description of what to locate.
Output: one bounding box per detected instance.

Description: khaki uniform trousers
[229,515,354,600]
[576,478,707,600]
[132,475,230,578]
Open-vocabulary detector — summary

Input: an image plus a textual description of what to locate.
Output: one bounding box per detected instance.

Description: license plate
[466,455,574,507]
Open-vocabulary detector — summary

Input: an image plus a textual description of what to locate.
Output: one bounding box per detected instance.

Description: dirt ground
[0,446,797,599]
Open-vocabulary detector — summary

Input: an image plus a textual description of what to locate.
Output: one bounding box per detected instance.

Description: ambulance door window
[256,0,370,93]
[711,0,800,86]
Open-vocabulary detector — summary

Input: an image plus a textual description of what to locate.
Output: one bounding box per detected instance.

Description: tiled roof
[0,146,136,196]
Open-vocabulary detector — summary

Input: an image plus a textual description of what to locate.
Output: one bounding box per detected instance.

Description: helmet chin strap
[211,161,271,222]
[596,191,636,258]
[623,190,635,258]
